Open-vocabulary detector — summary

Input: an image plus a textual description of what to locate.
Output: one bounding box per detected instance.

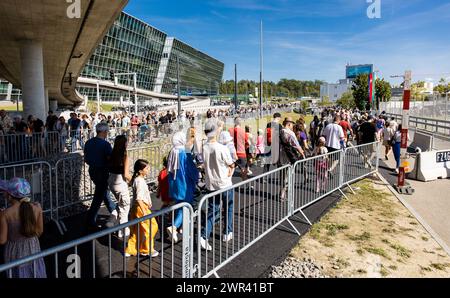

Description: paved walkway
[377,137,450,253]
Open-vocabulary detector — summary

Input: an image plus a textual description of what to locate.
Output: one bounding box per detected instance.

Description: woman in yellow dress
[125,159,159,257]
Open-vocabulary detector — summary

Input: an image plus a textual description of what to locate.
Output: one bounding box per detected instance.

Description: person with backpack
[263,113,283,177]
[279,117,305,200]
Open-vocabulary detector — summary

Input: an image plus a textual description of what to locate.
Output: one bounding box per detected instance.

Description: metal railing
[0,141,381,279]
[0,161,53,219]
[195,165,297,278]
[0,203,194,278]
[54,154,94,221]
[0,131,61,165]
[127,142,172,183]
[291,150,343,217]
[385,113,450,138]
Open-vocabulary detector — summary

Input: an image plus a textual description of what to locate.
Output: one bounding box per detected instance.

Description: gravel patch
[268,257,329,278]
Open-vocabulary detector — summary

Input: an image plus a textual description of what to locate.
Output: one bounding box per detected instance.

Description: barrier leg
[292,210,313,226]
[338,188,350,200]
[345,183,356,194]
[279,219,301,236]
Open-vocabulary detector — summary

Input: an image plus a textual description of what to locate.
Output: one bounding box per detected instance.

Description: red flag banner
[403,90,411,110]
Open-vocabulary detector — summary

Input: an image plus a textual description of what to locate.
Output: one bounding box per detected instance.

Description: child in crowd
[0,178,46,278]
[157,157,172,208]
[125,159,159,258]
[313,137,329,193]
[219,131,237,177]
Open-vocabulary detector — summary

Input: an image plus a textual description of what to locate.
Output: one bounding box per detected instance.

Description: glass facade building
[160,38,224,96]
[0,79,21,101]
[1,12,224,104]
[77,12,224,102]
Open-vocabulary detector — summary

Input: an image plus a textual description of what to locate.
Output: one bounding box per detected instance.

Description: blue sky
[124,0,450,85]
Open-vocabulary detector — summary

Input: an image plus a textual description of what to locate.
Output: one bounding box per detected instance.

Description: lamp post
[177,55,181,119]
[114,72,138,114]
[89,72,102,113]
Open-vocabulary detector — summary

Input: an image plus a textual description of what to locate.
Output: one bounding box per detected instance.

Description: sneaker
[117,228,130,239]
[200,237,212,251]
[125,253,132,257]
[222,232,233,242]
[151,251,159,258]
[167,226,179,243]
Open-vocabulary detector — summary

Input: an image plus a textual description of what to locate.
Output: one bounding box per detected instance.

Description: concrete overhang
[0,0,128,106]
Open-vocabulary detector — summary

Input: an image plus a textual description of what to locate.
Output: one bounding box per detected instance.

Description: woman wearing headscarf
[166,131,199,243]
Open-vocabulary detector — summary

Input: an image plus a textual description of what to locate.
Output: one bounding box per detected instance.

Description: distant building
[423,82,434,94]
[320,79,352,102]
[0,78,21,101]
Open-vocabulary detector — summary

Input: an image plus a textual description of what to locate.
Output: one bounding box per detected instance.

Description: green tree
[318,96,332,107]
[336,91,355,109]
[351,74,370,110]
[300,100,310,111]
[375,78,392,110]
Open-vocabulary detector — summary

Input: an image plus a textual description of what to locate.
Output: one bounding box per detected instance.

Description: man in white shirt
[322,115,345,171]
[201,119,235,250]
[322,115,345,153]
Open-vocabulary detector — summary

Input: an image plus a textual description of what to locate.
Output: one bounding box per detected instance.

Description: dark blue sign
[346,64,373,79]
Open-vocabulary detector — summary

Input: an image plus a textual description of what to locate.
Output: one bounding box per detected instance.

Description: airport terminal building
[77,12,224,103]
[1,11,224,108]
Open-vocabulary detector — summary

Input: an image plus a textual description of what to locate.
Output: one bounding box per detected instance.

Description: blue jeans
[173,200,189,229]
[87,167,117,226]
[393,142,401,168]
[201,189,234,240]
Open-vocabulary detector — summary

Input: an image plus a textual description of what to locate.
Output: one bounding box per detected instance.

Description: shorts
[326,147,339,153]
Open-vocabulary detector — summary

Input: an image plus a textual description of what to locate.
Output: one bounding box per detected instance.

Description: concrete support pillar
[50,100,58,112]
[20,40,46,121]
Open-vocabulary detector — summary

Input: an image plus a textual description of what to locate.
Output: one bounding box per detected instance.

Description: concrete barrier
[408,149,450,181]
[409,130,434,152]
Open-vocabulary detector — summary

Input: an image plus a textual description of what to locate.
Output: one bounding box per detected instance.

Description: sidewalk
[378,143,450,254]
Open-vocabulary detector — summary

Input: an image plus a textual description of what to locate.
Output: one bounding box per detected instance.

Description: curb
[376,172,450,257]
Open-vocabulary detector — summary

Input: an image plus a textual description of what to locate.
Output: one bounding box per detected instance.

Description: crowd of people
[0,103,294,163]
[1,102,407,278]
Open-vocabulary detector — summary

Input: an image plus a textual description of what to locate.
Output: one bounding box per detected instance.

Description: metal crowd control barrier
[127,142,172,183]
[0,161,53,219]
[53,154,94,222]
[343,142,380,185]
[195,165,300,278]
[0,141,381,279]
[0,203,194,278]
[0,131,62,165]
[290,150,343,224]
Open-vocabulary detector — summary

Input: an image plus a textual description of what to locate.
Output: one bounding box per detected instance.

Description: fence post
[339,149,345,187]
[181,206,192,278]
[375,141,381,172]
[288,165,294,217]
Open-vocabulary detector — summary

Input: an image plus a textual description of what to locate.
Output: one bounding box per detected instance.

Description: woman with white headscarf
[166,131,199,242]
